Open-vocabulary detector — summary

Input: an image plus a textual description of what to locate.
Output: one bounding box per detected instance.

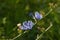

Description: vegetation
[0,0,60,40]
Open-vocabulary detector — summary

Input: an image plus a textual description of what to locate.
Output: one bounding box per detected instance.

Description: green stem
[33,9,53,25]
[12,31,27,40]
[45,9,53,17]
[36,22,53,40]
[33,16,37,24]
[41,9,53,20]
[35,9,53,40]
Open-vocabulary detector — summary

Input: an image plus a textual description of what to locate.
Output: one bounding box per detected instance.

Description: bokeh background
[0,0,60,40]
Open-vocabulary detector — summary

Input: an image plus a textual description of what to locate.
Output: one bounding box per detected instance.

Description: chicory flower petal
[19,21,35,30]
[35,11,43,20]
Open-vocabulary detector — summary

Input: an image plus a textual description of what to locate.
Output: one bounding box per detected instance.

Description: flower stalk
[36,22,53,40]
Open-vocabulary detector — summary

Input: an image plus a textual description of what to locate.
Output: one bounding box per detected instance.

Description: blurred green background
[0,0,60,40]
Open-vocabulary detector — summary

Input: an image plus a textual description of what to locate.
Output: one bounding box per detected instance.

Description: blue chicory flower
[19,21,35,30]
[35,11,43,20]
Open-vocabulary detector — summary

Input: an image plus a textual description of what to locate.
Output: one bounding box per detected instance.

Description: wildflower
[29,11,43,20]
[19,21,35,30]
[35,11,43,20]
